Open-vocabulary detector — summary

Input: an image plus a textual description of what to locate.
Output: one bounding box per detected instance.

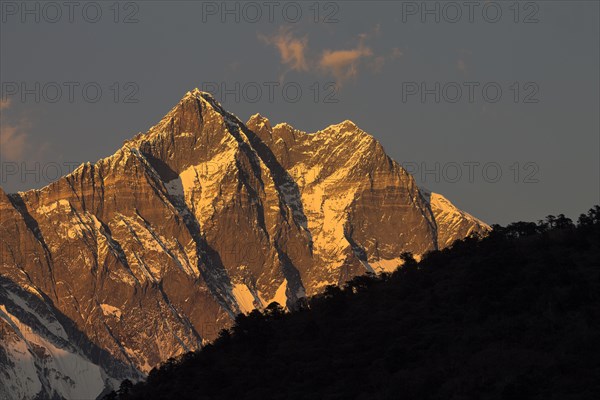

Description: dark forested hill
[108,207,600,400]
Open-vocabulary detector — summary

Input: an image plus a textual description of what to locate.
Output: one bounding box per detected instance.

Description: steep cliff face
[0,89,489,399]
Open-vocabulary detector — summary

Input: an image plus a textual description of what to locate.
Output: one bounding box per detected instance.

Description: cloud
[318,27,385,82]
[259,25,401,84]
[0,124,28,161]
[259,27,309,72]
[0,100,33,162]
[0,98,11,111]
[318,44,373,81]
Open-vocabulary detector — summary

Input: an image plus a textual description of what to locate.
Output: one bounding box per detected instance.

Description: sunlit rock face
[0,89,488,398]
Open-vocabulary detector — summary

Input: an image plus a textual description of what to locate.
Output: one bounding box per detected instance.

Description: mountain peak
[182,88,212,100]
[337,119,359,129]
[175,88,224,116]
[246,113,274,143]
[247,113,271,129]
[317,120,375,146]
[272,122,297,132]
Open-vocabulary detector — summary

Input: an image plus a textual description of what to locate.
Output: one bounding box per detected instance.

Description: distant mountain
[0,89,488,399]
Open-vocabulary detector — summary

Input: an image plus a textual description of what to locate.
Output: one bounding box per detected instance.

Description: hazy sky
[1,1,598,225]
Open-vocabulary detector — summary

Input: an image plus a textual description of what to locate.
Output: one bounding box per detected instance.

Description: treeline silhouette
[106,206,600,400]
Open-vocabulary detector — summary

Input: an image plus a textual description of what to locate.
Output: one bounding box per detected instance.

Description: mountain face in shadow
[0,89,488,398]
[110,208,600,400]
[0,277,141,399]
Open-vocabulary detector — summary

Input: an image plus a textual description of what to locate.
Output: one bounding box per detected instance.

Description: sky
[1,0,598,225]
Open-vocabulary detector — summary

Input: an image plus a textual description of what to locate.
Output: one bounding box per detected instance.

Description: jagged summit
[247,112,266,121]
[329,119,360,130]
[185,87,205,96]
[0,88,489,399]
[182,87,216,101]
[246,113,272,131]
